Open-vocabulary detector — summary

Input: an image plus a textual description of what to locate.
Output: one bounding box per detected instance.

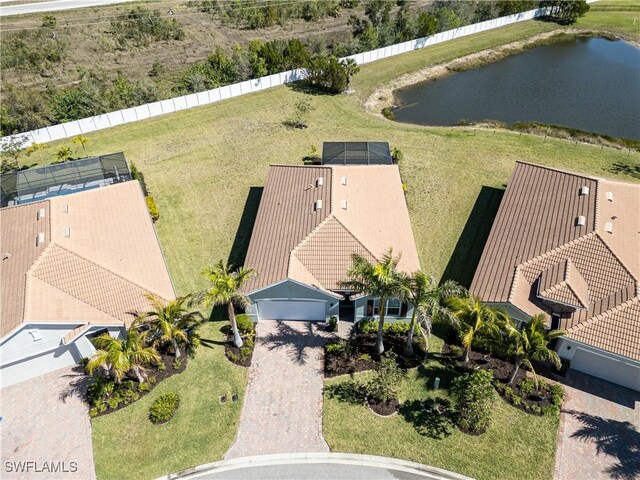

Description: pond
[392,37,640,140]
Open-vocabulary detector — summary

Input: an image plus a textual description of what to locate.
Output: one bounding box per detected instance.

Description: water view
[393,37,640,140]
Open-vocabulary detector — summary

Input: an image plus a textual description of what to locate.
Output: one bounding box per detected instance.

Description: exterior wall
[556,338,640,392]
[0,323,124,388]
[354,295,414,323]
[487,302,531,325]
[246,280,340,322]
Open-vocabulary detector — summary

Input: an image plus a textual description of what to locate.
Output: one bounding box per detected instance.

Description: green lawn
[91,322,247,480]
[323,342,559,480]
[23,12,639,297]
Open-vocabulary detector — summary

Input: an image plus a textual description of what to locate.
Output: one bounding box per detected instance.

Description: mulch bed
[224,334,254,367]
[88,351,187,417]
[324,333,428,377]
[367,397,399,416]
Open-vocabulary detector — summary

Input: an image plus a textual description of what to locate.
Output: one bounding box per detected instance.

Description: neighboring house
[471,161,640,391]
[0,158,175,388]
[242,144,420,323]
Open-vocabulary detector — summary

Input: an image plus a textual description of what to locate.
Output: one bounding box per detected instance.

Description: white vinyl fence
[3,6,552,148]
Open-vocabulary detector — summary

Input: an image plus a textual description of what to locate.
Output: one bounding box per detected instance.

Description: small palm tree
[504,313,565,386]
[400,272,466,357]
[72,135,89,157]
[56,146,73,163]
[201,260,256,348]
[446,295,507,363]
[86,321,160,384]
[140,294,204,359]
[340,248,403,355]
[25,142,48,163]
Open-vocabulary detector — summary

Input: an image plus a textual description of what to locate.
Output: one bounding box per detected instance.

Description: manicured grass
[323,343,559,480]
[91,322,247,480]
[24,13,640,297]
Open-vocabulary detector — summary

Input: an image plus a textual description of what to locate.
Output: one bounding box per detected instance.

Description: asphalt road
[188,464,441,480]
[0,0,138,16]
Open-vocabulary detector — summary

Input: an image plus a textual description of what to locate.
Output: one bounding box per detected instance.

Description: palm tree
[86,321,160,384]
[446,295,507,363]
[201,260,256,348]
[56,146,73,163]
[340,248,403,355]
[25,142,48,163]
[400,272,466,357]
[140,294,204,359]
[504,313,565,386]
[72,135,89,157]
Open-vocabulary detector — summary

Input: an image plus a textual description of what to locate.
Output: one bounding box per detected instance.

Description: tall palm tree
[340,248,403,355]
[86,321,160,384]
[201,260,257,348]
[446,295,507,363]
[72,135,89,157]
[140,294,204,359]
[504,313,565,385]
[400,272,466,356]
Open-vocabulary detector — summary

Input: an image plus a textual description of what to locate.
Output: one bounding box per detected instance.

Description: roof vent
[575,215,586,227]
[36,232,45,246]
[316,177,324,187]
[29,329,42,342]
[604,222,613,234]
[341,176,347,186]
[606,191,614,202]
[37,208,45,220]
[579,186,589,196]
[60,204,69,213]
[62,227,71,238]
[340,200,348,210]
[314,200,323,211]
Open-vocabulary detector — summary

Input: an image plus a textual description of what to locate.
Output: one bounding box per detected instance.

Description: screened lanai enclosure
[321,142,393,165]
[1,153,132,207]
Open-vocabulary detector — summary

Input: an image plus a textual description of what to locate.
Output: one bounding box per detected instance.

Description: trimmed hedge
[149,392,180,424]
[145,195,159,221]
[357,318,419,335]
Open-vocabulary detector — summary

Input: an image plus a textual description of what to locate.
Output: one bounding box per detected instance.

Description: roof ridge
[518,233,596,269]
[36,243,170,305]
[290,214,335,257]
[593,232,639,288]
[0,199,50,212]
[330,215,379,261]
[269,164,332,170]
[514,161,602,183]
[566,296,640,333]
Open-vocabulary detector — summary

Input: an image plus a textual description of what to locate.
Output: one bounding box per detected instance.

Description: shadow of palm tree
[58,365,91,403]
[325,379,366,405]
[260,321,329,365]
[399,398,455,439]
[200,337,226,349]
[567,409,640,480]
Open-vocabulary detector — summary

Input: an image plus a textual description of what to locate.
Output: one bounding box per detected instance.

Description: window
[372,298,402,316]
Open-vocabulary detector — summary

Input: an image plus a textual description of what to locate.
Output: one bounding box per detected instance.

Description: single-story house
[471,161,640,391]
[0,158,175,388]
[242,149,420,323]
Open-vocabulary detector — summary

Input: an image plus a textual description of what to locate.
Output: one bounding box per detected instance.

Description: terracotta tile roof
[0,180,175,338]
[244,164,420,293]
[471,161,640,360]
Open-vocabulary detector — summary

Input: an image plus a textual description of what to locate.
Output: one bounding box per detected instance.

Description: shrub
[381,107,395,120]
[149,392,180,424]
[286,98,314,129]
[304,55,359,93]
[138,382,151,392]
[327,315,338,332]
[111,8,184,49]
[235,314,254,335]
[518,377,537,396]
[226,350,240,363]
[148,61,165,77]
[449,345,464,358]
[366,353,404,403]
[542,405,560,416]
[239,345,253,359]
[391,147,403,163]
[145,196,159,221]
[172,358,182,370]
[359,353,372,361]
[42,15,57,28]
[326,340,348,356]
[87,376,115,404]
[450,370,496,434]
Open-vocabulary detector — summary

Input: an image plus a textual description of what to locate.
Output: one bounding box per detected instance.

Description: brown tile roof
[244,164,420,293]
[471,161,640,360]
[0,180,175,338]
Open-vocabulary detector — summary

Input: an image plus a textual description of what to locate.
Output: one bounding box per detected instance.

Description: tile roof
[243,164,420,293]
[471,161,640,360]
[0,180,175,338]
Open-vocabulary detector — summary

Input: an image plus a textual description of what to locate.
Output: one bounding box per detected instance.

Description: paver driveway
[554,370,640,480]
[225,321,333,459]
[0,365,96,480]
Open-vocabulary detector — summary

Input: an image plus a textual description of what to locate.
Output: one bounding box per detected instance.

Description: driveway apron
[225,321,332,458]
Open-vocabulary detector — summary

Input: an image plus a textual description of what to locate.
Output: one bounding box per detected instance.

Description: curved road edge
[154,452,475,480]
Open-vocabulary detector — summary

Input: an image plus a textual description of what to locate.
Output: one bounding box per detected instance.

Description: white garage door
[570,349,640,392]
[258,300,325,321]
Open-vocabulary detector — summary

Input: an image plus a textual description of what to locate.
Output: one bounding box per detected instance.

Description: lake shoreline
[365,28,639,119]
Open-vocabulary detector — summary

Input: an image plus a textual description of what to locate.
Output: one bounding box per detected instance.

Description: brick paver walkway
[554,370,640,480]
[225,321,334,458]
[0,366,96,479]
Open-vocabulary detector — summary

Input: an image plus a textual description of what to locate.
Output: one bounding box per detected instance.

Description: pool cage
[321,142,393,166]
[1,153,132,208]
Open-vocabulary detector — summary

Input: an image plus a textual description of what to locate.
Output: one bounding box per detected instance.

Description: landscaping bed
[223,314,256,367]
[86,349,187,418]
